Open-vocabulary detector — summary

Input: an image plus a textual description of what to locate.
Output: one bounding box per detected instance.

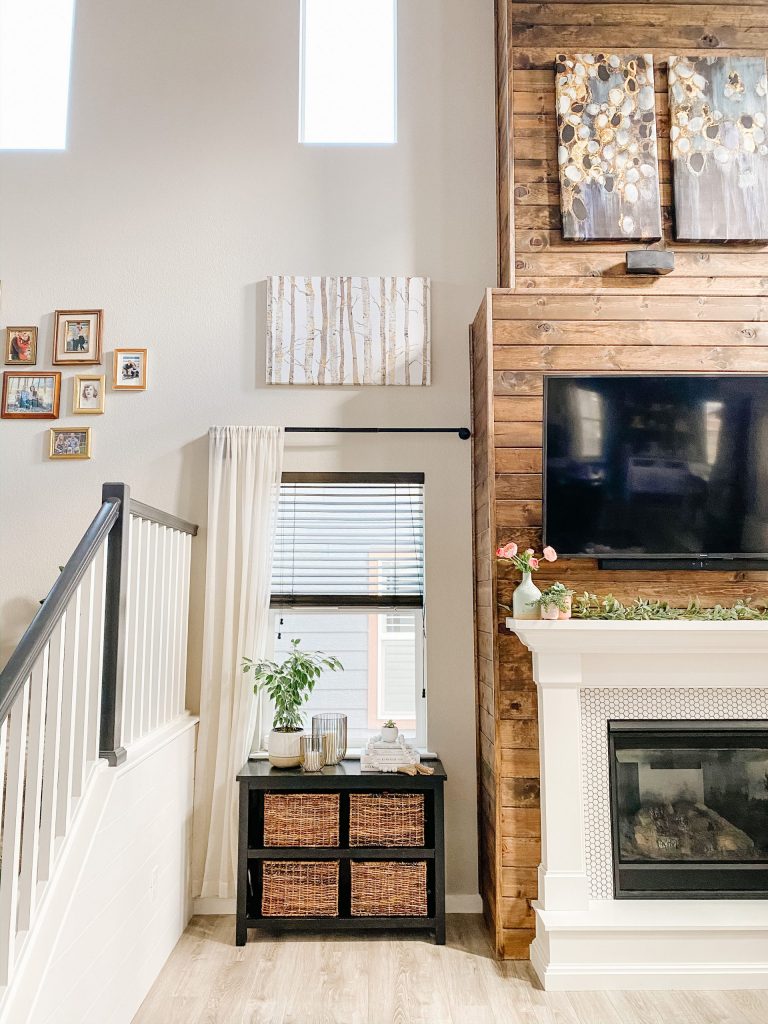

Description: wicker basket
[349,793,425,847]
[263,793,340,847]
[261,860,339,917]
[350,860,428,917]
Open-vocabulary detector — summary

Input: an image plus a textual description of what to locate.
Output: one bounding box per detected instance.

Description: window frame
[298,0,398,146]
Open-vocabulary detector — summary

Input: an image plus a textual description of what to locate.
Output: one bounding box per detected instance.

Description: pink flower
[542,546,557,562]
[525,548,534,555]
[529,557,539,569]
[496,542,518,559]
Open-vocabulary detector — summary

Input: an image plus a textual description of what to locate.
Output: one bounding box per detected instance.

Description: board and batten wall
[473,0,768,958]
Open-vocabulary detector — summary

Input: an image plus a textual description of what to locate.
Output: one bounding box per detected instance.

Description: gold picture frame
[5,326,38,365]
[113,348,147,390]
[53,309,103,365]
[73,374,105,414]
[49,427,92,459]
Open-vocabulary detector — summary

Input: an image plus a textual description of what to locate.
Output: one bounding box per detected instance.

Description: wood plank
[493,371,544,397]
[493,397,543,421]
[510,3,768,28]
[502,807,541,838]
[514,45,768,72]
[501,866,538,899]
[491,292,768,321]
[500,897,535,929]
[494,345,768,371]
[494,319,768,347]
[495,499,542,527]
[500,777,540,808]
[495,448,542,473]
[499,749,540,778]
[494,422,542,447]
[515,227,768,254]
[498,690,537,720]
[513,276,768,297]
[501,837,541,867]
[499,719,539,750]
[513,250,768,279]
[500,928,534,959]
[494,474,542,500]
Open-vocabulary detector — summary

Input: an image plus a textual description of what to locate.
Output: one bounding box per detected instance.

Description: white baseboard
[193,893,483,916]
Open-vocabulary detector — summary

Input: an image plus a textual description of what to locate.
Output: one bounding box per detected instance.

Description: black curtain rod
[285,426,472,440]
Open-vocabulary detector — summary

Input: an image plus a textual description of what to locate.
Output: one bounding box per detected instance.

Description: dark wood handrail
[129,500,198,536]
[0,498,121,725]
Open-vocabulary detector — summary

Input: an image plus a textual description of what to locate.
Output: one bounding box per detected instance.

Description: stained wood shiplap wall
[473,0,768,959]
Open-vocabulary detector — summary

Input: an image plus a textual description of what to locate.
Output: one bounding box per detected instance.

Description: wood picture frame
[73,374,106,414]
[113,348,147,390]
[53,309,103,365]
[1,372,61,418]
[49,427,92,459]
[5,327,38,365]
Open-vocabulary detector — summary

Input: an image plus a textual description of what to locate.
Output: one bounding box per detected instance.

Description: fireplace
[609,720,768,898]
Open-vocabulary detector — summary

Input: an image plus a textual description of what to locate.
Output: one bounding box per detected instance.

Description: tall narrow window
[0,0,76,149]
[266,473,425,749]
[300,0,397,145]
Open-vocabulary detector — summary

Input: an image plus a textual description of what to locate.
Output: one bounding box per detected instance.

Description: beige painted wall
[0,0,495,897]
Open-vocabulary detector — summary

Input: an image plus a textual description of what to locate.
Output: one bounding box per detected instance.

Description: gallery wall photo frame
[5,327,38,365]
[1,372,61,419]
[73,374,106,414]
[53,309,103,365]
[49,427,91,460]
[112,348,147,390]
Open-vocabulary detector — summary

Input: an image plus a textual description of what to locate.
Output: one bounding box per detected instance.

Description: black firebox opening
[608,720,768,899]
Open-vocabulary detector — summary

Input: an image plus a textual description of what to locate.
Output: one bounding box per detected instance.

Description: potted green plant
[534,582,575,620]
[381,719,399,743]
[242,639,343,768]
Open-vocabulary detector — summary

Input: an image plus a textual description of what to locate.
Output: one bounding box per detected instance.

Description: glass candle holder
[312,713,348,766]
[300,734,326,773]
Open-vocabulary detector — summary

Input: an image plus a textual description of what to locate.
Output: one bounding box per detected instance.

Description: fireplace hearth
[609,720,768,898]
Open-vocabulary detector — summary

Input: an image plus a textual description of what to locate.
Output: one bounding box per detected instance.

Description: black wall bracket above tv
[598,558,768,572]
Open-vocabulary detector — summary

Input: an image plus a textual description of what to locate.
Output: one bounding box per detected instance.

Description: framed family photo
[73,374,105,414]
[53,309,103,365]
[113,348,147,390]
[49,427,91,459]
[5,327,38,365]
[1,372,61,418]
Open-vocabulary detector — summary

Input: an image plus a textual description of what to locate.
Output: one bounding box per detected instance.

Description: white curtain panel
[192,425,284,899]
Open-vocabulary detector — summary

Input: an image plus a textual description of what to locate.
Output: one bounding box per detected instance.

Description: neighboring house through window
[263,473,425,750]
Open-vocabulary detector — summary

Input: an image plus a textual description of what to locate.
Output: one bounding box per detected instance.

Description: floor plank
[132,915,768,1024]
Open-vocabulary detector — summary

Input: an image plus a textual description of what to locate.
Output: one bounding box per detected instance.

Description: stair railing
[0,483,197,990]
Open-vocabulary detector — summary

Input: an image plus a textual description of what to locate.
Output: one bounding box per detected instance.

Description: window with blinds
[270,474,425,607]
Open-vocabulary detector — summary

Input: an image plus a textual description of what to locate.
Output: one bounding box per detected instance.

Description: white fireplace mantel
[505,618,768,991]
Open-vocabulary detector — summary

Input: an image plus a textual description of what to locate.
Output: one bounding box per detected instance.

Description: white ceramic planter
[381,725,399,743]
[540,595,573,621]
[268,728,302,768]
[512,572,542,620]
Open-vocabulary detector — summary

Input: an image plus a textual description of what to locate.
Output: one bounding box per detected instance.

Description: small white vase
[268,729,302,768]
[512,572,541,620]
[539,602,559,620]
[381,725,399,743]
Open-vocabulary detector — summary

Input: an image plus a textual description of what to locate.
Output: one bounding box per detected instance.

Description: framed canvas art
[1,372,61,418]
[669,55,768,241]
[555,53,662,241]
[53,310,103,365]
[267,276,431,385]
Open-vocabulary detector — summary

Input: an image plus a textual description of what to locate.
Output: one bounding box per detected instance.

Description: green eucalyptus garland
[572,593,768,621]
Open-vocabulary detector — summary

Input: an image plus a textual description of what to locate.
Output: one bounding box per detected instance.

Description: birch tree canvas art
[668,55,768,241]
[267,276,431,386]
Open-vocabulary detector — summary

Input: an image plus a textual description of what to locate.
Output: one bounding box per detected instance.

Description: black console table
[236,759,447,945]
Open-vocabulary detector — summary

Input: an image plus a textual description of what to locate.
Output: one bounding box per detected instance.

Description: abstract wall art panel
[267,276,431,386]
[668,55,768,242]
[555,53,662,241]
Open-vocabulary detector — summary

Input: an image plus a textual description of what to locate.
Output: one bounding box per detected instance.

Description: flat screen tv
[543,375,768,562]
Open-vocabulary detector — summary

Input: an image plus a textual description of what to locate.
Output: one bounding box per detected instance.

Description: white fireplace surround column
[507,618,768,991]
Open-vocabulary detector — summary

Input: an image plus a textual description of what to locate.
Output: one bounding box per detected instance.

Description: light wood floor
[133,915,768,1024]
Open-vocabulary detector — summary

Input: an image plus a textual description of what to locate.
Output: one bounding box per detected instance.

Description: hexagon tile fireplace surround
[507,619,768,991]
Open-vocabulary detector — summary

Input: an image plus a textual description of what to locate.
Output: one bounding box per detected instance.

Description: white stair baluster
[0,679,31,985]
[17,649,50,932]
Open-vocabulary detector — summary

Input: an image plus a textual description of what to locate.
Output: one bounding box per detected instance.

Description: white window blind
[271,474,424,607]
